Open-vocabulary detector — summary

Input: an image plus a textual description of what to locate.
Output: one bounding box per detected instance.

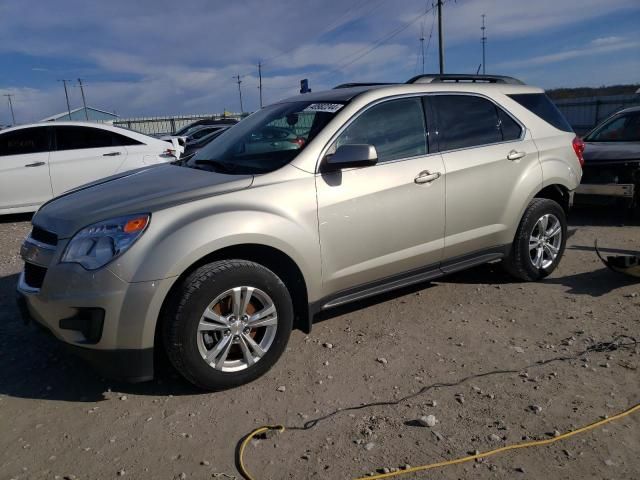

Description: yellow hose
[238,403,640,480]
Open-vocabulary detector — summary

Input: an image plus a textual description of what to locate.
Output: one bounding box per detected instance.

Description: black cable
[283,335,638,431]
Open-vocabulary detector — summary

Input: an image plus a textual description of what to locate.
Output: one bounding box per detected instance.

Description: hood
[583,142,640,165]
[34,164,253,238]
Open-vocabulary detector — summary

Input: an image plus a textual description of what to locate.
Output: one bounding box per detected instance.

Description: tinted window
[509,93,573,132]
[0,127,49,156]
[584,111,640,142]
[432,95,502,151]
[497,109,522,141]
[55,126,140,150]
[112,131,143,146]
[333,98,427,162]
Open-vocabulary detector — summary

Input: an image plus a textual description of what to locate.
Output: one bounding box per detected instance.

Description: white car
[0,122,179,214]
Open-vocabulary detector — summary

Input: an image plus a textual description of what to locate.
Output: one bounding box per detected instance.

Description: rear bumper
[16,291,155,382]
[575,183,635,199]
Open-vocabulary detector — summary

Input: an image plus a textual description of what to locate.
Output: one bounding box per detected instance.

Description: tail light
[572,136,585,168]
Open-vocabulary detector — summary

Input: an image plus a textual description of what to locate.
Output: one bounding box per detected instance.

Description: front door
[316,96,446,296]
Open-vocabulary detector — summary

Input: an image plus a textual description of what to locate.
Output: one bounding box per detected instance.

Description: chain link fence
[110,113,245,136]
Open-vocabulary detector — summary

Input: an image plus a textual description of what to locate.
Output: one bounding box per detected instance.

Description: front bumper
[17,253,175,382]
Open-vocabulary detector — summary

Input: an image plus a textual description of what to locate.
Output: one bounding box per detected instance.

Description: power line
[3,94,16,124]
[334,2,441,72]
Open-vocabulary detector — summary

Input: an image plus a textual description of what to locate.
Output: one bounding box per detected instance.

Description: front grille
[31,226,58,246]
[24,263,48,289]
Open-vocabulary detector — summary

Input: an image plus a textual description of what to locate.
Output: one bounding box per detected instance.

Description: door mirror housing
[324,144,378,170]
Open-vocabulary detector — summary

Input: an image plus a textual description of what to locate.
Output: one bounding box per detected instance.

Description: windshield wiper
[193,159,236,174]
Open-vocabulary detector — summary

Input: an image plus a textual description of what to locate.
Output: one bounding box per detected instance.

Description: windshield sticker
[303,103,344,113]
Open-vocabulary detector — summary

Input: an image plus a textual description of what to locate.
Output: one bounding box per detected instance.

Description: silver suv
[17,74,583,390]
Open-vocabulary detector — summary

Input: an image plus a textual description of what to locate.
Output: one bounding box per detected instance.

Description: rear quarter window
[508,93,573,133]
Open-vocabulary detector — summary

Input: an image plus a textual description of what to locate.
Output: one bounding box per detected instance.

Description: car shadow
[569,205,638,227]
[0,212,32,224]
[0,273,202,402]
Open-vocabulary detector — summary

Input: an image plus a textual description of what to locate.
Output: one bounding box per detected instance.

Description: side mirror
[324,144,378,170]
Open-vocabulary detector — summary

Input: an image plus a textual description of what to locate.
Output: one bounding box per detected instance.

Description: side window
[0,127,49,156]
[333,97,427,163]
[112,132,143,146]
[56,126,115,151]
[432,95,502,151]
[497,109,522,141]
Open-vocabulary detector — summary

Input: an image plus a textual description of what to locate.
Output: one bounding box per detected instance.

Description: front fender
[107,191,321,300]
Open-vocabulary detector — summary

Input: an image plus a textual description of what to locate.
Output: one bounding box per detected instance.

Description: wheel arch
[155,243,312,356]
[533,183,571,215]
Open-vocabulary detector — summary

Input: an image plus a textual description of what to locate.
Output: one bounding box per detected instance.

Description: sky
[0,0,639,124]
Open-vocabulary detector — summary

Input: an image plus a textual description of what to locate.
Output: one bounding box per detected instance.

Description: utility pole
[437,0,445,74]
[77,78,89,121]
[481,14,487,75]
[3,94,16,124]
[234,74,244,113]
[58,79,72,118]
[420,24,425,74]
[257,62,263,108]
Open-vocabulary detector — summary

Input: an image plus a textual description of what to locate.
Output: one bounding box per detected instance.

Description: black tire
[502,198,567,281]
[163,260,293,391]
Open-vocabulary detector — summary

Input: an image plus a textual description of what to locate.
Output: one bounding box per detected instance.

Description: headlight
[61,214,150,270]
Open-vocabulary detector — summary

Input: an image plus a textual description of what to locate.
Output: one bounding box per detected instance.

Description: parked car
[159,119,238,146]
[17,74,582,390]
[0,122,178,215]
[575,106,640,217]
[181,126,230,159]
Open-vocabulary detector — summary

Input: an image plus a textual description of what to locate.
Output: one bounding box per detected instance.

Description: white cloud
[496,36,640,69]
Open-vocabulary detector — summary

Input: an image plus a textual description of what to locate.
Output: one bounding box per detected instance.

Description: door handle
[414,170,441,184]
[507,150,526,161]
[103,151,121,157]
[24,162,45,167]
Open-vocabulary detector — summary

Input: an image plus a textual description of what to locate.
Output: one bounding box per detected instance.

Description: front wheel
[163,260,293,391]
[503,198,567,281]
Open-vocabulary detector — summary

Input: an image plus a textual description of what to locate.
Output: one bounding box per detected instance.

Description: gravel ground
[0,208,638,480]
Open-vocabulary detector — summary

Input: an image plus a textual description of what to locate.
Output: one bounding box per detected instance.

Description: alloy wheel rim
[529,213,562,270]
[196,286,278,372]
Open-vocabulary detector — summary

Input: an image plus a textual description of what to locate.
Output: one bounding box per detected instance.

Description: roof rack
[406,74,524,85]
[333,82,396,89]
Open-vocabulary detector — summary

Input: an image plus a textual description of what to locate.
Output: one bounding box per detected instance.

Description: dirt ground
[0,208,638,480]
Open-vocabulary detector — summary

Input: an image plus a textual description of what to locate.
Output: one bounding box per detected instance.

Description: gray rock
[417,415,437,427]
[376,357,388,365]
[488,433,501,442]
[364,442,375,451]
[323,342,333,349]
[276,385,286,392]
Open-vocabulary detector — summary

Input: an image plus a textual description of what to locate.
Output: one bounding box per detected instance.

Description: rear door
[49,125,127,195]
[0,127,53,211]
[429,94,541,261]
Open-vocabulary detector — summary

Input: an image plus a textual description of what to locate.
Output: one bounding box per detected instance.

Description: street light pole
[3,94,16,124]
[58,80,72,118]
[437,0,445,74]
[77,78,89,121]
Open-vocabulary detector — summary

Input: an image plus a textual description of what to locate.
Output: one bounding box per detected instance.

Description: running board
[321,249,506,311]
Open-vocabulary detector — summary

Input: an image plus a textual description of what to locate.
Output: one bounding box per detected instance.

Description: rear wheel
[503,198,567,281]
[163,260,293,390]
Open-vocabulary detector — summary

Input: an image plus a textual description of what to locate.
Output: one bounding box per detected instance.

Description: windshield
[187,101,344,174]
[585,111,640,142]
